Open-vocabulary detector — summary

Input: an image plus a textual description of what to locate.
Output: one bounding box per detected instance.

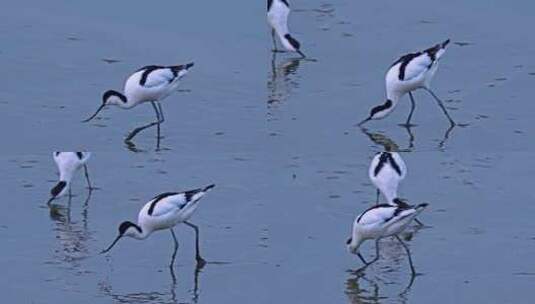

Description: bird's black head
[103,90,127,105]
[50,181,67,197]
[358,99,395,126]
[101,221,141,254]
[370,99,393,118]
[284,34,301,50]
[82,90,126,123]
[118,221,141,236]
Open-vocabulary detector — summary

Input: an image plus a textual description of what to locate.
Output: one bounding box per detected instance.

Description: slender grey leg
[125,101,162,142]
[395,235,416,276]
[156,101,165,123]
[414,218,425,227]
[369,239,381,265]
[272,29,278,51]
[83,165,93,190]
[355,239,381,272]
[184,221,206,268]
[423,88,455,126]
[170,228,179,268]
[357,253,368,265]
[375,189,380,205]
[405,92,416,126]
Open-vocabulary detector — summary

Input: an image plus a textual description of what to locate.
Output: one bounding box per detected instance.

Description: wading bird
[369,151,407,204]
[346,202,428,276]
[101,184,215,268]
[47,152,92,204]
[267,0,306,57]
[83,63,194,142]
[359,39,455,127]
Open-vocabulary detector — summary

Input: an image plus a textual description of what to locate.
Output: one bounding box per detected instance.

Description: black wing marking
[391,52,422,81]
[137,65,164,86]
[374,152,390,177]
[374,152,402,176]
[357,204,392,223]
[148,192,178,215]
[392,198,411,208]
[76,152,83,160]
[268,0,273,11]
[386,153,402,176]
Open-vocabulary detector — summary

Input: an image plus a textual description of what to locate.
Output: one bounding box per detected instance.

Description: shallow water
[2,0,535,303]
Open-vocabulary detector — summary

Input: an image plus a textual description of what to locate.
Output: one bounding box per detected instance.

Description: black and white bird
[267,0,306,57]
[47,152,92,204]
[83,63,194,142]
[369,152,407,204]
[346,202,429,276]
[101,184,215,268]
[359,39,455,127]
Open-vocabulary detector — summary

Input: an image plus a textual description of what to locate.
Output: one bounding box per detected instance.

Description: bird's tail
[428,39,450,60]
[414,203,429,213]
[184,184,216,203]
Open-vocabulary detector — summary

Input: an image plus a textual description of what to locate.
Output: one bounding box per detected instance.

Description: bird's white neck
[59,172,74,184]
[386,89,403,106]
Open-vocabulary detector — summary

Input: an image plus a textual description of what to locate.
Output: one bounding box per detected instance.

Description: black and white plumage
[369,152,407,204]
[47,152,92,204]
[359,40,455,127]
[83,63,194,142]
[101,184,215,268]
[267,0,305,57]
[346,202,428,275]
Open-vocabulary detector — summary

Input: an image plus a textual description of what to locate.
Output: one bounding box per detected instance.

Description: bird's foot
[196,257,207,269]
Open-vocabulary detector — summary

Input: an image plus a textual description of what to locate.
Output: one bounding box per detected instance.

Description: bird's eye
[346,238,352,245]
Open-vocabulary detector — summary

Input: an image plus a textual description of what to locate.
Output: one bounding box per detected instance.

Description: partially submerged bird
[83,63,194,142]
[267,0,306,57]
[101,184,215,268]
[47,152,92,204]
[359,39,455,127]
[369,151,407,204]
[346,202,428,275]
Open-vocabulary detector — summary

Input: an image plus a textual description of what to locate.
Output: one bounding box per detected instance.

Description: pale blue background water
[1,0,535,303]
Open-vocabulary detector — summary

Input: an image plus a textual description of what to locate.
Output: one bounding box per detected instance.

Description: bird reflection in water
[267,52,302,113]
[48,188,93,271]
[98,261,205,304]
[359,121,457,151]
[346,227,425,303]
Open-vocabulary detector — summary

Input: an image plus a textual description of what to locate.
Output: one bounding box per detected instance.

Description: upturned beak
[100,235,122,254]
[82,104,106,122]
[357,117,371,126]
[46,196,56,205]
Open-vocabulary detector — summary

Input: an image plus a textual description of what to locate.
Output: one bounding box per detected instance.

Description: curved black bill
[297,50,306,58]
[100,235,122,254]
[46,196,55,205]
[82,104,105,122]
[357,117,371,126]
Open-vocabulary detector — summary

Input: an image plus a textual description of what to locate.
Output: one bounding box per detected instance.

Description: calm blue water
[2,0,535,303]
